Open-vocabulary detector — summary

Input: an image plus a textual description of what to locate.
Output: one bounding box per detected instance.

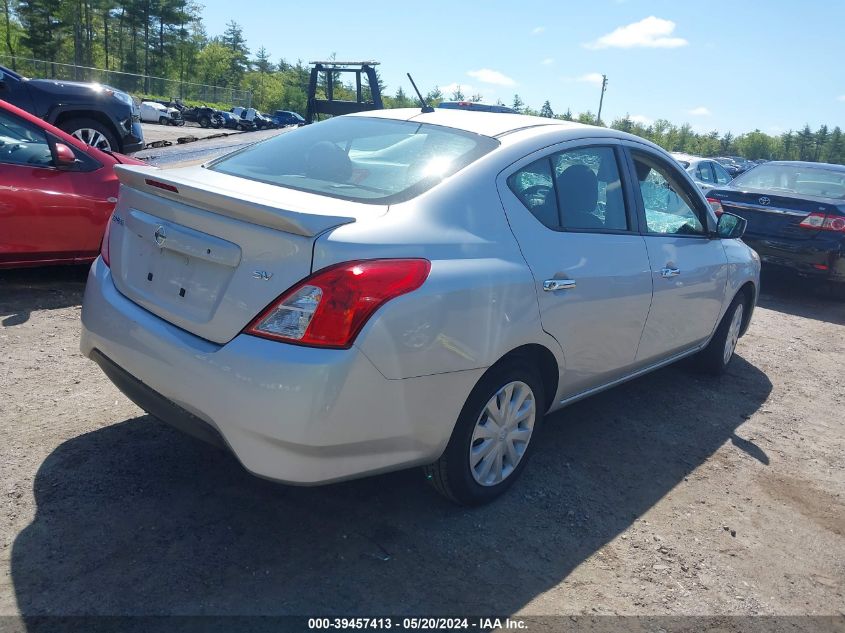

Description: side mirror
[717,212,747,239]
[53,142,78,169]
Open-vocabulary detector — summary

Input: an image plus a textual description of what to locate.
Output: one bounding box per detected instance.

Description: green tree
[511,93,524,113]
[450,84,464,101]
[253,45,273,73]
[539,100,553,118]
[796,125,814,161]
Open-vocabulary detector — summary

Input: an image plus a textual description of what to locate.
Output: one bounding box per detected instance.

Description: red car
[0,99,145,268]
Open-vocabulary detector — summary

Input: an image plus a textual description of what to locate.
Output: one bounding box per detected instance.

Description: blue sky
[202,0,844,135]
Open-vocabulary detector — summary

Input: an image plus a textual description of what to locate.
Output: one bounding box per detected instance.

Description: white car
[139,101,182,126]
[80,108,760,505]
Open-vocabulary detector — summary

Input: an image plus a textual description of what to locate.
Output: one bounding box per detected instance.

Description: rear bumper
[743,235,845,282]
[80,258,482,484]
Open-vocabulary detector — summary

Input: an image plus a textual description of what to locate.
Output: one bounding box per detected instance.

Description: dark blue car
[707,161,845,294]
[271,110,305,127]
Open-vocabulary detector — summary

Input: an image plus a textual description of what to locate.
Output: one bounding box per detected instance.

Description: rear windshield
[732,164,845,199]
[207,116,499,204]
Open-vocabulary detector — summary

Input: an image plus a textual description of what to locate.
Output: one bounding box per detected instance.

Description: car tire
[694,293,747,375]
[424,362,545,505]
[159,116,169,126]
[58,117,120,153]
[198,116,210,128]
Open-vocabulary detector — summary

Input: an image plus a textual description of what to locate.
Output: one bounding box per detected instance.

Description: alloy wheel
[71,128,112,152]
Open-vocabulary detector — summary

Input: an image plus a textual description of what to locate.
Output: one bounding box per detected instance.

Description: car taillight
[799,212,845,232]
[706,197,724,216]
[100,213,113,267]
[244,259,431,349]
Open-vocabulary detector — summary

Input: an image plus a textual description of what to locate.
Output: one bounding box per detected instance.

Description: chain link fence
[0,55,252,108]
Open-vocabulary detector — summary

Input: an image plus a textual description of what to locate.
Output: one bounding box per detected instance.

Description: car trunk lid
[712,188,840,240]
[108,164,386,344]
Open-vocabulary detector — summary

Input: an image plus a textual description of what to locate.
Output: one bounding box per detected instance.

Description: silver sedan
[80,108,760,505]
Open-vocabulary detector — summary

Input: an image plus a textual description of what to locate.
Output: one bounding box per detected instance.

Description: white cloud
[467,68,517,87]
[577,72,604,86]
[585,16,688,49]
[541,57,554,66]
[531,26,545,35]
[688,106,711,116]
[439,82,474,97]
[562,73,603,86]
[629,114,653,126]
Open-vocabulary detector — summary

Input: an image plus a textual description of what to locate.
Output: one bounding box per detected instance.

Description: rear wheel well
[487,344,559,413]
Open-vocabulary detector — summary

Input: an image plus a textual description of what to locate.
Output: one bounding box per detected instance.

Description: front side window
[208,116,499,204]
[508,146,629,232]
[0,110,52,168]
[631,151,706,236]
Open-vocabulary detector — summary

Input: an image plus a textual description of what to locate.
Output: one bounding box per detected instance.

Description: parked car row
[138,98,306,132]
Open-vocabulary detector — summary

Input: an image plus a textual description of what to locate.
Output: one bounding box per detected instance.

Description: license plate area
[119,210,241,322]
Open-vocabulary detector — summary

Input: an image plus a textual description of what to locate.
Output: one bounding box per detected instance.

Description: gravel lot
[0,266,843,625]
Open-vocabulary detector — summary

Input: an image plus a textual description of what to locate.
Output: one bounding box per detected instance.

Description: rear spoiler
[114,165,357,237]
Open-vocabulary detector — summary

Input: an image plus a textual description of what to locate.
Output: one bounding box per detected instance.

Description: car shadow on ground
[757,271,845,326]
[0,266,88,327]
[11,355,772,622]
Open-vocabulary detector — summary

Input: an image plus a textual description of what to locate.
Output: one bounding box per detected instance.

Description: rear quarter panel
[312,159,565,381]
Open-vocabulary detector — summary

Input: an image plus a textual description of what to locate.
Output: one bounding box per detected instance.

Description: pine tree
[539,100,553,118]
[253,45,273,73]
[511,94,524,113]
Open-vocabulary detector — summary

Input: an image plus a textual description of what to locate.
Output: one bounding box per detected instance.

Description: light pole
[597,74,608,125]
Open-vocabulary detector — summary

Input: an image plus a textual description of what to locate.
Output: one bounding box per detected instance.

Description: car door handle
[543,279,576,292]
[660,267,681,278]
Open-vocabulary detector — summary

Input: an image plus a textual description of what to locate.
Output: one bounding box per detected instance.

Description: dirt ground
[0,266,843,626]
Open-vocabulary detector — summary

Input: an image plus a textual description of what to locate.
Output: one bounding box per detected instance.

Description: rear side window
[507,146,629,232]
[696,162,715,183]
[207,116,499,204]
[732,164,845,199]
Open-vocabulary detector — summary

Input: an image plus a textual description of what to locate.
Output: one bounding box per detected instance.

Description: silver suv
[80,109,760,505]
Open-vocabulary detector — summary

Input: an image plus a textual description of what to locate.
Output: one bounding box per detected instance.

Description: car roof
[763,160,845,172]
[671,152,704,162]
[347,107,577,138]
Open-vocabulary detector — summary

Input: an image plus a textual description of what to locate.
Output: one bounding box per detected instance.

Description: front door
[498,141,653,399]
[624,147,728,363]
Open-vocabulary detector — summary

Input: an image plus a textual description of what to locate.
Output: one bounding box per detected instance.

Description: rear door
[497,139,653,398]
[623,146,728,363]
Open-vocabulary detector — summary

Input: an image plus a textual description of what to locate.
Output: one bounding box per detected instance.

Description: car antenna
[407,73,434,113]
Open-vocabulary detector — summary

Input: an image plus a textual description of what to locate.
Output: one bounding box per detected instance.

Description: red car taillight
[706,197,724,216]
[244,259,431,349]
[799,212,845,232]
[100,213,113,267]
